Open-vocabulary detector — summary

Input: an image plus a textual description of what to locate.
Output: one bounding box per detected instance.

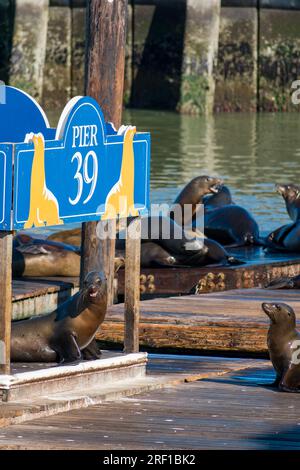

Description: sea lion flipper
[16,245,49,255]
[82,339,102,360]
[279,366,300,393]
[55,333,82,364]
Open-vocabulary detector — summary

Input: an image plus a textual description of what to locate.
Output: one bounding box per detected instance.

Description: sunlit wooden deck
[2,360,300,450]
[99,288,300,354]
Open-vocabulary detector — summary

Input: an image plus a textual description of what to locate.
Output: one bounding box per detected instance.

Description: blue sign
[0,87,151,231]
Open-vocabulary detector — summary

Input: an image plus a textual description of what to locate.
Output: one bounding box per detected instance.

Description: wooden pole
[81,0,129,304]
[124,217,141,354]
[0,232,13,375]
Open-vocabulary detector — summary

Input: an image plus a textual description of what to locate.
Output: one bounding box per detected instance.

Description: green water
[123,110,300,234]
[47,109,300,236]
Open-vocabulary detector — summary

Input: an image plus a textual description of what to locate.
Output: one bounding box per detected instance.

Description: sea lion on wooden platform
[203,185,232,211]
[13,234,124,277]
[48,228,81,247]
[262,302,300,392]
[13,234,81,277]
[264,184,300,253]
[265,274,300,290]
[140,242,177,268]
[276,183,300,222]
[265,222,300,253]
[11,271,107,363]
[203,186,260,247]
[171,175,223,223]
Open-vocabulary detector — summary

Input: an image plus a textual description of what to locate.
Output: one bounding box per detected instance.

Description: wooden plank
[0,232,13,375]
[124,217,141,353]
[81,0,128,304]
[3,362,300,450]
[117,249,300,297]
[96,288,300,353]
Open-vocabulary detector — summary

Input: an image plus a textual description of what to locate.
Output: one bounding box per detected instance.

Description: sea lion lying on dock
[13,234,124,277]
[13,234,81,277]
[262,302,300,392]
[265,184,300,253]
[48,227,81,247]
[11,271,107,363]
[203,185,261,247]
[265,274,300,290]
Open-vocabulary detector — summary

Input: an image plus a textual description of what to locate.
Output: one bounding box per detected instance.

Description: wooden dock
[11,247,300,320]
[98,288,300,354]
[2,359,300,450]
[118,247,300,297]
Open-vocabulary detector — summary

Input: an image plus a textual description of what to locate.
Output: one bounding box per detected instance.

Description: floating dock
[11,248,300,321]
[98,288,300,355]
[117,247,300,297]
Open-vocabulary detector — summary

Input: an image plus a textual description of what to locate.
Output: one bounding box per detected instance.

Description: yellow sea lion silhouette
[24,133,63,229]
[102,126,139,220]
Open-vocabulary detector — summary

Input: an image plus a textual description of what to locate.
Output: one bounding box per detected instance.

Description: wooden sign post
[0,232,13,375]
[82,0,129,306]
[84,0,143,353]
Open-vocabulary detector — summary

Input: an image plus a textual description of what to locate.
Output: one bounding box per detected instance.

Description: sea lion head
[189,175,223,197]
[82,271,107,304]
[275,184,300,203]
[262,302,296,328]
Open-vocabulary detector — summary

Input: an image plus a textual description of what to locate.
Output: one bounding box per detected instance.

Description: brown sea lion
[265,274,300,290]
[48,228,81,247]
[13,235,81,277]
[13,234,124,277]
[276,183,300,222]
[11,271,107,363]
[140,242,176,268]
[264,184,300,253]
[171,175,223,223]
[262,302,300,392]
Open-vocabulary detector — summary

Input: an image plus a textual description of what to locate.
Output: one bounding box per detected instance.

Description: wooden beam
[0,232,13,375]
[124,217,141,353]
[81,0,128,305]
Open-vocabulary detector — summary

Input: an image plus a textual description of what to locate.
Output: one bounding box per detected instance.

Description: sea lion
[265,274,300,290]
[276,183,300,222]
[171,175,223,224]
[265,222,300,253]
[13,234,124,277]
[11,271,107,363]
[203,186,260,247]
[48,228,81,247]
[116,215,207,257]
[13,234,81,277]
[140,242,177,268]
[203,185,232,211]
[262,302,300,392]
[264,184,300,253]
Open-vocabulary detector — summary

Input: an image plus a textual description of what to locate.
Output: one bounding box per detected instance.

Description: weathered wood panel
[4,364,300,450]
[97,288,300,353]
[0,232,13,374]
[118,252,300,297]
[81,0,128,304]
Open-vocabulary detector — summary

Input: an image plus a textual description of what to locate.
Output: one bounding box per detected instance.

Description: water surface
[124,110,300,234]
[47,109,300,235]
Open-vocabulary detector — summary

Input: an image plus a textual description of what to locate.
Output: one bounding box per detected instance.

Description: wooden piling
[81,0,129,305]
[0,232,13,375]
